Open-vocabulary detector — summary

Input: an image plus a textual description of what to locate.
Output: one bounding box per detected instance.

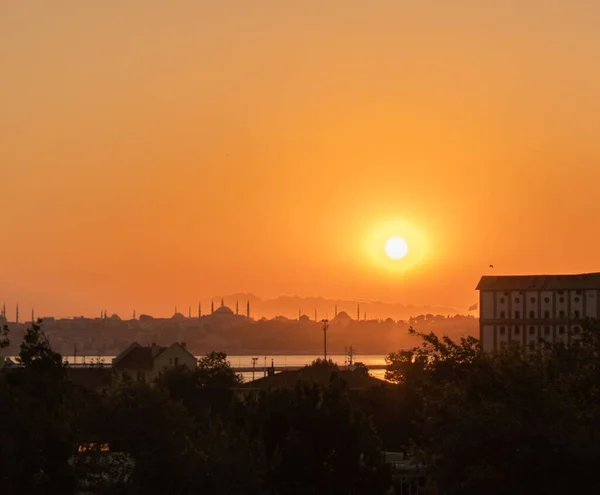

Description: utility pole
[322,319,329,361]
[252,357,258,382]
[264,356,267,377]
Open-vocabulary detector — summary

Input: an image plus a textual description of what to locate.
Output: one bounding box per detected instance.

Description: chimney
[181,342,186,349]
[151,342,160,358]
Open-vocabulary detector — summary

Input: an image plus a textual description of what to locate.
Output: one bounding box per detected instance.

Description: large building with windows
[476,273,600,352]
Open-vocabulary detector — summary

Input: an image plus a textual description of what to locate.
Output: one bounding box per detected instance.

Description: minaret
[31,308,34,323]
[299,308,301,320]
[314,308,317,322]
[198,302,201,318]
[335,304,338,318]
[133,309,136,320]
[246,300,250,319]
[16,303,19,324]
[188,306,191,318]
[211,300,214,314]
[221,298,224,308]
[236,300,239,315]
[357,303,360,321]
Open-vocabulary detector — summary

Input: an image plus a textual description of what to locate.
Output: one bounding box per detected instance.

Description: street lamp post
[322,319,329,361]
[252,357,258,382]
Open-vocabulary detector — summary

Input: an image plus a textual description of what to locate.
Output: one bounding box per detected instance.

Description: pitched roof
[476,272,600,291]
[242,368,389,390]
[113,346,166,370]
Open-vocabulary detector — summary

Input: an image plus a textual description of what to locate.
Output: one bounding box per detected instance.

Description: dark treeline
[2,320,600,494]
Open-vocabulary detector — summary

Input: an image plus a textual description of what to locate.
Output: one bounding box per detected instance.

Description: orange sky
[2,1,600,318]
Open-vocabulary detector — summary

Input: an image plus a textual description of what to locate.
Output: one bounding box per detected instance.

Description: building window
[515,297,521,304]
[558,291,564,296]
[573,326,581,335]
[528,341,535,351]
[169,358,172,365]
[559,310,566,319]
[499,297,506,304]
[544,310,550,319]
[174,357,179,367]
[544,297,550,303]
[499,311,506,319]
[515,326,521,336]
[559,297,565,304]
[530,297,536,303]
[529,311,535,319]
[576,290,582,295]
[529,326,536,336]
[503,292,509,296]
[500,327,506,336]
[544,326,551,336]
[514,311,521,319]
[559,326,565,335]
[575,297,581,303]
[574,310,581,318]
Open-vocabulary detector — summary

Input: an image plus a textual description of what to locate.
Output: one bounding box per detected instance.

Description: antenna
[335,304,338,318]
[247,300,250,318]
[16,303,19,324]
[357,303,360,321]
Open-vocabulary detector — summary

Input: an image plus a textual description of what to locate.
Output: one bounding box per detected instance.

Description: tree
[0,320,76,494]
[0,324,8,351]
[157,351,241,423]
[387,322,600,494]
[243,377,391,495]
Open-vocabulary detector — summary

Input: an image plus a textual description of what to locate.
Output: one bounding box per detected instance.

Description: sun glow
[385,237,408,260]
[364,218,429,274]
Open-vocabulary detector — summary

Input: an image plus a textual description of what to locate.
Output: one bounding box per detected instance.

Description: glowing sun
[385,237,409,260]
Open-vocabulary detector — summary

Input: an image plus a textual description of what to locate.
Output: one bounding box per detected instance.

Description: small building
[477,272,600,352]
[112,342,197,382]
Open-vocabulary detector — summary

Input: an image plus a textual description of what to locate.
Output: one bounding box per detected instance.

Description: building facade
[476,273,600,352]
[112,342,197,382]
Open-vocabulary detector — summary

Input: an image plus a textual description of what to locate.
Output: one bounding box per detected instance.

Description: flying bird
[489,264,494,268]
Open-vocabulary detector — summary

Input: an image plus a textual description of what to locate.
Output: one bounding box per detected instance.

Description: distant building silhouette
[477,272,599,352]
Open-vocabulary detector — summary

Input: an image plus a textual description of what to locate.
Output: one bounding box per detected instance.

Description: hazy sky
[2,1,600,318]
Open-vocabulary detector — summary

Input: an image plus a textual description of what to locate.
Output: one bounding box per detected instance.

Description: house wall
[153,346,197,374]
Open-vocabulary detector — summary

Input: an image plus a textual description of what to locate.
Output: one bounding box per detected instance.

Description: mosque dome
[214,306,234,315]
